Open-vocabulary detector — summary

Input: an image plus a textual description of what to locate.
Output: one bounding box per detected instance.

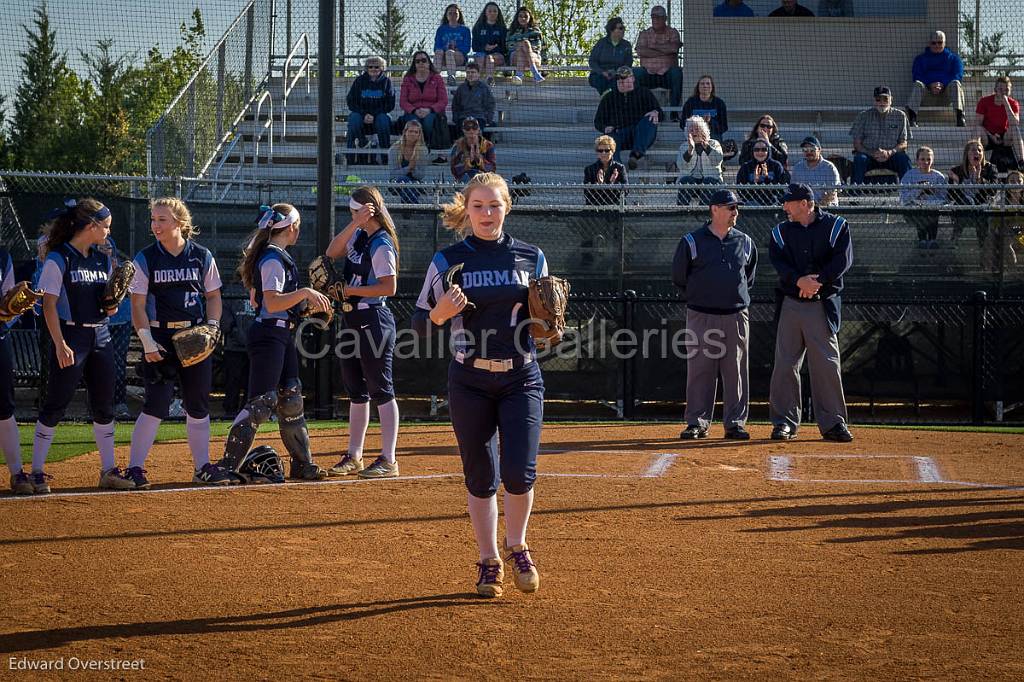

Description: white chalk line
[766,453,1024,489]
[0,450,681,502]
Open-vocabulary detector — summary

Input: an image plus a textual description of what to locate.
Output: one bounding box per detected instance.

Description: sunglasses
[759,123,773,129]
[930,40,943,45]
[753,147,769,153]
[617,74,633,81]
[596,148,613,153]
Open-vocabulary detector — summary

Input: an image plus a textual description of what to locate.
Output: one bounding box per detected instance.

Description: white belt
[455,351,533,373]
[150,320,200,329]
[62,320,105,328]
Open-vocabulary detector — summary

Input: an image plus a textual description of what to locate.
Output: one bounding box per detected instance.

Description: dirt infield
[1,424,1022,680]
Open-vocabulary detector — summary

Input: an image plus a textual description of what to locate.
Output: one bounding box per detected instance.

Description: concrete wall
[682,0,960,109]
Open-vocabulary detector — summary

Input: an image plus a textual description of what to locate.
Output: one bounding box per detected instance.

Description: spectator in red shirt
[975,76,1024,172]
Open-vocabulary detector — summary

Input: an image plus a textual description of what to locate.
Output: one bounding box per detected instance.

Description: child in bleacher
[899,146,948,249]
[506,6,545,85]
[471,3,507,86]
[435,4,471,87]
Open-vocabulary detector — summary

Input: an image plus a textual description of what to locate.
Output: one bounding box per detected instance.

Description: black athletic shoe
[124,466,151,490]
[955,110,966,128]
[289,460,327,481]
[770,424,796,440]
[680,425,708,440]
[724,426,750,440]
[822,423,854,443]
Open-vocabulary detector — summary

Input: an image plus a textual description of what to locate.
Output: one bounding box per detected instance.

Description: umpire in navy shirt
[768,183,854,442]
[672,189,757,440]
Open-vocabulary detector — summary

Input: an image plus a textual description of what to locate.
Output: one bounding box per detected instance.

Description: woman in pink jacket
[400,51,450,160]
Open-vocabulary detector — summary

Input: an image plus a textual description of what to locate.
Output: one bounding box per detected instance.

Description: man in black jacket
[594,66,662,169]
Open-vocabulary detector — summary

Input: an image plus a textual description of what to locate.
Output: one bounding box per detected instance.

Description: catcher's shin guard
[277,381,325,480]
[219,391,277,471]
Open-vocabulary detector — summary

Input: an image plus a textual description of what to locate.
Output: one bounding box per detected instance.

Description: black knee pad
[220,391,277,471]
[276,380,313,466]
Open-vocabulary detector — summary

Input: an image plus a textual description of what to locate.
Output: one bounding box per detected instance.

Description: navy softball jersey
[249,244,302,397]
[415,233,547,498]
[35,242,115,428]
[340,228,398,405]
[128,240,222,420]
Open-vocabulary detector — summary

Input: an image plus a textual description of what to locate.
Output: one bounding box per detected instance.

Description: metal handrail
[252,91,274,180]
[281,33,310,139]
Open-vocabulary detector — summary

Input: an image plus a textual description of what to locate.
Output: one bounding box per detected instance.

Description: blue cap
[708,189,743,207]
[800,136,821,149]
[781,183,814,203]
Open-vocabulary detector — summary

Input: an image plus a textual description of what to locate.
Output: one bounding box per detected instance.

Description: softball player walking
[124,198,233,488]
[218,204,331,481]
[324,186,401,479]
[1,247,33,494]
[32,199,131,492]
[414,172,544,598]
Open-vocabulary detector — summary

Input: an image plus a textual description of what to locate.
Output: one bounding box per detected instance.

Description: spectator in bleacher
[584,134,628,206]
[676,115,724,205]
[850,86,911,184]
[905,30,965,128]
[994,170,1023,266]
[817,0,853,16]
[975,77,1024,172]
[594,66,662,170]
[450,118,496,182]
[389,119,429,204]
[506,6,545,85]
[435,3,472,87]
[738,115,789,168]
[471,3,507,86]
[713,1,755,17]
[400,51,449,157]
[681,75,728,144]
[588,17,633,96]
[948,138,999,260]
[634,6,683,122]
[736,141,789,205]
[900,146,948,249]
[790,136,841,206]
[345,56,395,166]
[769,1,815,17]
[452,62,496,134]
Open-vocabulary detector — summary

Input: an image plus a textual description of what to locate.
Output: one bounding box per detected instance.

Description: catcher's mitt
[101,261,136,311]
[0,281,43,322]
[301,301,334,327]
[527,276,571,347]
[171,323,221,368]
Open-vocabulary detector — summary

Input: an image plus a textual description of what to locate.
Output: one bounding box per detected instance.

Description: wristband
[137,327,162,355]
[207,319,220,328]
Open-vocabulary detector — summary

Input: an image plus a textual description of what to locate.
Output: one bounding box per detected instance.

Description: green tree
[0,95,12,168]
[9,1,86,171]
[520,0,624,62]
[80,40,135,174]
[959,12,1012,72]
[357,1,425,64]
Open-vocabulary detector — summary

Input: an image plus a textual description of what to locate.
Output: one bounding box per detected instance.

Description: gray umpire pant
[684,308,749,430]
[769,297,848,434]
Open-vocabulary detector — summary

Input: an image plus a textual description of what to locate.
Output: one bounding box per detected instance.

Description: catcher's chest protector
[52,243,112,324]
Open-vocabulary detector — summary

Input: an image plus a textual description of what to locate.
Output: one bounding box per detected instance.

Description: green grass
[15,419,1023,466]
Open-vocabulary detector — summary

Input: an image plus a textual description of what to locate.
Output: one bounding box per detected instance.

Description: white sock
[0,416,22,475]
[504,488,534,548]
[348,401,370,459]
[129,413,161,468]
[377,400,399,463]
[186,415,211,469]
[530,64,544,81]
[467,493,500,561]
[32,422,55,472]
[93,421,116,471]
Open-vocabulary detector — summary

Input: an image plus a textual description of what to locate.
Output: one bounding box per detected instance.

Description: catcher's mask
[238,445,285,484]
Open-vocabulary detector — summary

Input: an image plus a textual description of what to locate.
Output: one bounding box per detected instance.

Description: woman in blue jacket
[434,3,472,87]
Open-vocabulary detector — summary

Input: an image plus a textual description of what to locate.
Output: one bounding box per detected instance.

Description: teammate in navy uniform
[32,198,132,492]
[413,173,544,598]
[218,204,331,481]
[124,198,234,488]
[324,186,402,479]
[1,246,34,494]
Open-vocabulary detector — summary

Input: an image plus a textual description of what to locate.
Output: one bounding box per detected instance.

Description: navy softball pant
[39,323,115,427]
[247,321,300,396]
[140,326,212,419]
[447,359,544,498]
[339,306,396,405]
[0,334,15,420]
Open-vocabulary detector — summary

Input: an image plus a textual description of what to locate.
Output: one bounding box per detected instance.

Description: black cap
[800,136,821,149]
[781,183,814,203]
[708,189,743,207]
[873,86,892,98]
